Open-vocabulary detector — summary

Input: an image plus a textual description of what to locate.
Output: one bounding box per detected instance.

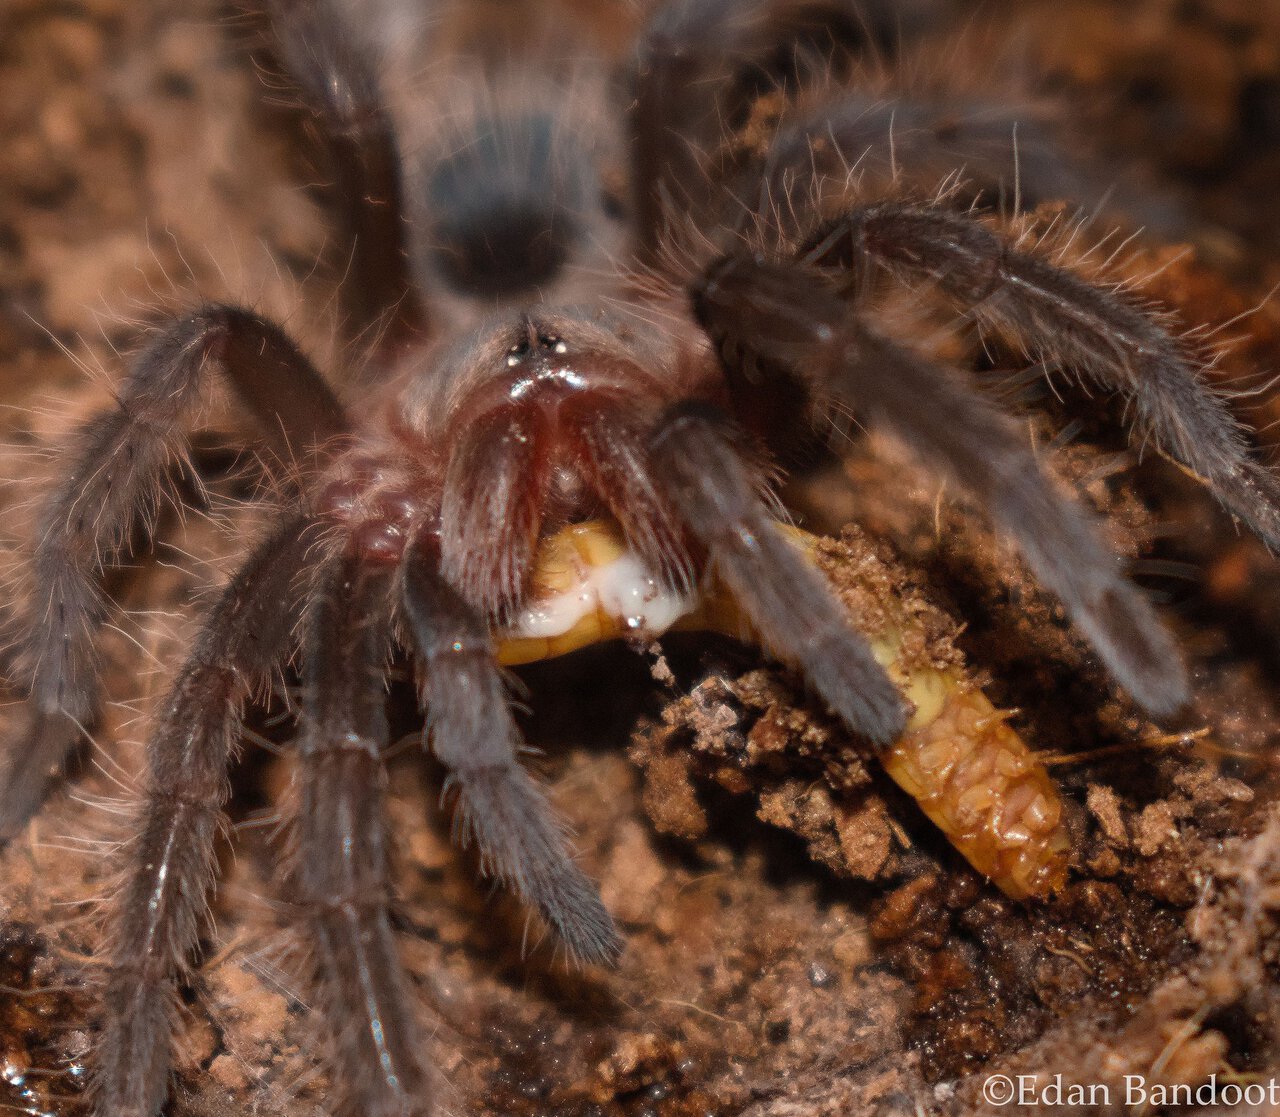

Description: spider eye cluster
[506,332,568,366]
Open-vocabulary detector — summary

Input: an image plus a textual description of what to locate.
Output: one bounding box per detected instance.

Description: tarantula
[3,1,1279,1114]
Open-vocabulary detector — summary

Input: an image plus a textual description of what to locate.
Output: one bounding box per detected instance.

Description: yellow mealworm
[496,520,1069,899]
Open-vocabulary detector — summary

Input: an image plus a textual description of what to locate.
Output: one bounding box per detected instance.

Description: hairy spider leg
[95,517,314,1117]
[757,93,1102,230]
[631,0,736,258]
[295,553,436,1117]
[631,0,863,261]
[0,306,345,841]
[402,530,622,964]
[649,402,908,744]
[692,253,1188,715]
[811,204,1280,551]
[269,0,423,357]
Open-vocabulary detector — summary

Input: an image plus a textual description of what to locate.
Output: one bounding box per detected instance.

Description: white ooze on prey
[509,549,695,641]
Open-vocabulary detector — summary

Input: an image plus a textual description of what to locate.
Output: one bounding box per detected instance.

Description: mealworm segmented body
[496,520,1070,899]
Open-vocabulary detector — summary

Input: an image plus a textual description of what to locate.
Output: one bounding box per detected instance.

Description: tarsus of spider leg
[93,517,313,1117]
[293,554,435,1117]
[401,530,621,965]
[834,204,1280,551]
[267,0,423,356]
[0,306,347,842]
[649,402,908,744]
[694,254,1187,715]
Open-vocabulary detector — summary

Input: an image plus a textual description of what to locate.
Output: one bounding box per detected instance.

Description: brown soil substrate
[3,2,1280,1116]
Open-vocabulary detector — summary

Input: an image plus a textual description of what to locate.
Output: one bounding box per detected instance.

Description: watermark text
[981,1073,1280,1108]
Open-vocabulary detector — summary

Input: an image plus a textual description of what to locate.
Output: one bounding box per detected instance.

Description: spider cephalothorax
[3,1,1279,1115]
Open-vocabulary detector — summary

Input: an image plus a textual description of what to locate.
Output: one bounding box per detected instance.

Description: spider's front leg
[691,251,1189,715]
[294,548,435,1117]
[649,402,909,743]
[95,517,314,1117]
[0,307,344,840]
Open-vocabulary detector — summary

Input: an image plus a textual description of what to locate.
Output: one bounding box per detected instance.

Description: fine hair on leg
[692,251,1188,714]
[94,516,314,1117]
[268,0,424,354]
[401,529,621,964]
[649,401,907,744]
[292,550,435,1117]
[815,203,1280,550]
[0,307,346,840]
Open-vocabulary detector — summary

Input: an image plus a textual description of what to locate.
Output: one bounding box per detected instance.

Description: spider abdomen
[423,112,588,298]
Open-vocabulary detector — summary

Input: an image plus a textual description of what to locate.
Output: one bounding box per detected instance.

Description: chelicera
[3,1,1279,1114]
